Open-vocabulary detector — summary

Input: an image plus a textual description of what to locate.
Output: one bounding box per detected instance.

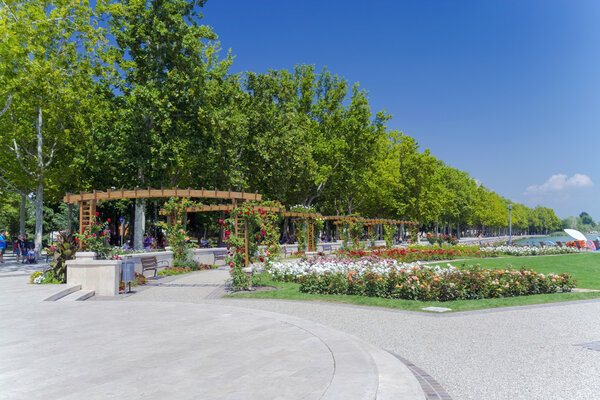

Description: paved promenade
[0,263,424,400]
[3,259,600,399]
[125,268,600,400]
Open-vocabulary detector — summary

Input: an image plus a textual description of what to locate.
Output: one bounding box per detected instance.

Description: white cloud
[525,173,593,196]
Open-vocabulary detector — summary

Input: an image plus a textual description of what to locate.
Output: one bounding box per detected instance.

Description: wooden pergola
[162,206,324,253]
[328,217,419,241]
[63,188,262,235]
[65,187,420,263]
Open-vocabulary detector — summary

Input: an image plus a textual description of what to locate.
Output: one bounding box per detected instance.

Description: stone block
[66,259,121,296]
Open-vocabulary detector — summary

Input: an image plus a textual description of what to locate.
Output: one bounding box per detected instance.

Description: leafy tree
[0,0,108,257]
[391,132,443,224]
[104,0,233,248]
[579,212,594,226]
[240,65,389,212]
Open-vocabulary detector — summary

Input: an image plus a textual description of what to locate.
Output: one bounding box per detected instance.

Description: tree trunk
[347,194,353,215]
[134,198,146,250]
[34,107,43,260]
[35,182,43,259]
[19,193,26,235]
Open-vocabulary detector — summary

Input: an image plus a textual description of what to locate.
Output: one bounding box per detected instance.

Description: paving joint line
[387,351,453,400]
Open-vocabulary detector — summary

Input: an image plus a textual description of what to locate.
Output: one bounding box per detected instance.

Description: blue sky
[202,0,599,220]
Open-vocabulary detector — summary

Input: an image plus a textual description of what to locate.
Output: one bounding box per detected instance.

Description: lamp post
[508,203,512,245]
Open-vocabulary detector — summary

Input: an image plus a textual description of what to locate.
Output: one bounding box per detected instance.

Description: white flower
[268,256,456,280]
[479,245,578,256]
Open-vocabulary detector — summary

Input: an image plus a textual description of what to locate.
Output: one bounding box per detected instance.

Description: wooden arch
[162,205,324,252]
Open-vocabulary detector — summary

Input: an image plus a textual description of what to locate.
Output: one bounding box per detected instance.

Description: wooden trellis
[162,202,287,267]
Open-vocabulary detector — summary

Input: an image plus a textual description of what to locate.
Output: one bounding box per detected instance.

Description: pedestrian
[16,234,26,263]
[0,230,7,263]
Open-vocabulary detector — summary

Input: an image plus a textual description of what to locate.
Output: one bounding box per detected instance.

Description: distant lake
[515,234,599,246]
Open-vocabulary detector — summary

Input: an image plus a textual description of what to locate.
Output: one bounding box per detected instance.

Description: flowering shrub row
[296,265,576,301]
[336,246,497,262]
[481,245,579,256]
[158,262,215,276]
[426,234,458,246]
[267,256,576,301]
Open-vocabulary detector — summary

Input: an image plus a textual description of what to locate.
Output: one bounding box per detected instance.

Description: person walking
[0,230,7,263]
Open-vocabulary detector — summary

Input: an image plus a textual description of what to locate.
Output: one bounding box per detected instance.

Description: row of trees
[562,212,599,234]
[0,0,563,251]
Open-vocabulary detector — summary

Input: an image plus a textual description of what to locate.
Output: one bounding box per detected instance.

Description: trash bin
[121,261,135,293]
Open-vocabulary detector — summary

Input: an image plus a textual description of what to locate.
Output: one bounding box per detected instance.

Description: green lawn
[432,252,600,289]
[228,253,600,312]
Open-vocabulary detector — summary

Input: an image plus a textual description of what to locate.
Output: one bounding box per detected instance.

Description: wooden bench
[140,256,168,277]
[321,244,332,253]
[213,250,228,265]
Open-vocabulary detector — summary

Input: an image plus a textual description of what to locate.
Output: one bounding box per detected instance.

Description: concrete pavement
[0,265,426,400]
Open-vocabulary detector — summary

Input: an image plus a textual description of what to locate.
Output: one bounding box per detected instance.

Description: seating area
[212,250,228,265]
[140,256,169,277]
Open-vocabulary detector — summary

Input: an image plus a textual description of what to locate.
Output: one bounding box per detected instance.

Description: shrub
[293,263,576,302]
[336,246,497,263]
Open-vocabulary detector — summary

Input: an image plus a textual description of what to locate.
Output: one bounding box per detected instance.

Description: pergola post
[307,218,315,252]
[233,199,239,237]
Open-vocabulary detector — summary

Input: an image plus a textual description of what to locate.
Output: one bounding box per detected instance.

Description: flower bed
[480,245,579,256]
[29,270,61,284]
[158,262,215,276]
[267,257,576,301]
[269,257,437,281]
[336,246,497,262]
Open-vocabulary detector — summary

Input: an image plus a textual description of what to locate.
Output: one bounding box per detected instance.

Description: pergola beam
[64,188,262,204]
[159,204,285,215]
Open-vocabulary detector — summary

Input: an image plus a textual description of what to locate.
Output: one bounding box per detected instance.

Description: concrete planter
[66,259,121,296]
